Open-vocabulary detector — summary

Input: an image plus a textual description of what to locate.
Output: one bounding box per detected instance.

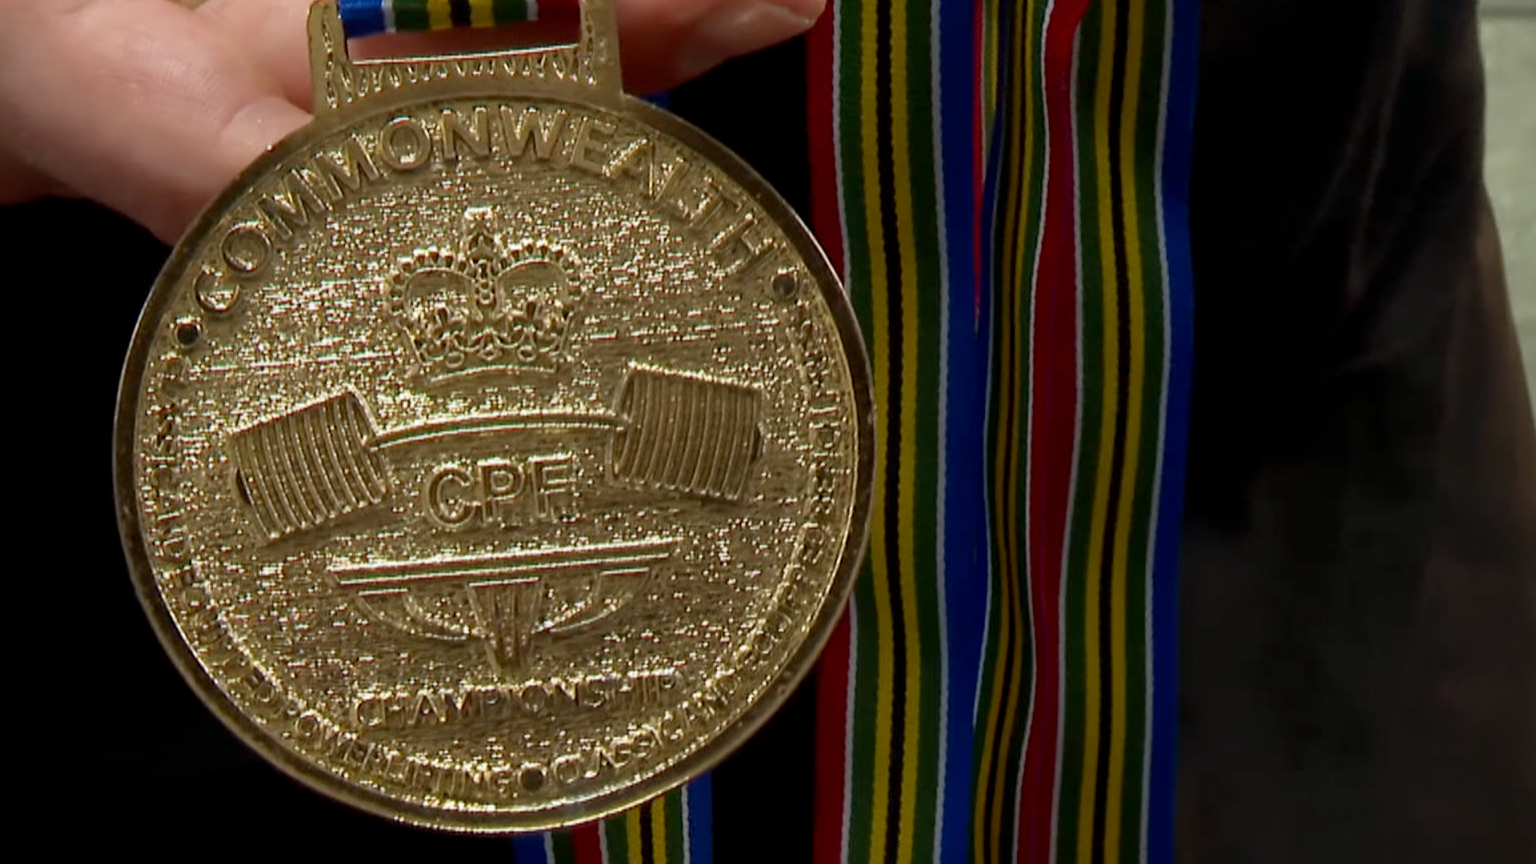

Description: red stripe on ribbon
[1017,2,1092,859]
[572,822,604,864]
[813,616,854,864]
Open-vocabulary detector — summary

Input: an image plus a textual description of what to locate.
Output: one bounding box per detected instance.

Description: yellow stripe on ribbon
[889,0,927,860]
[651,797,669,862]
[469,0,495,28]
[1104,4,1149,861]
[626,805,643,863]
[1074,0,1119,858]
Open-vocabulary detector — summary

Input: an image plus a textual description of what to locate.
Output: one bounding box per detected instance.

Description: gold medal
[116,0,871,832]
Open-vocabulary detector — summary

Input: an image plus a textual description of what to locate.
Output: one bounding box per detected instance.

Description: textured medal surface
[116,2,870,832]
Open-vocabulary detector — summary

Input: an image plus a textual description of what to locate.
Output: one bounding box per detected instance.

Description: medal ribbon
[509,776,712,864]
[339,0,571,38]
[807,0,1196,861]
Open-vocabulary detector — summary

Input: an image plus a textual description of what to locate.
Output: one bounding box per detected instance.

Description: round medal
[115,0,871,832]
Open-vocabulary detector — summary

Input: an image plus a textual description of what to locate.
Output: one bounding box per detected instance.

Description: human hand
[0,0,822,242]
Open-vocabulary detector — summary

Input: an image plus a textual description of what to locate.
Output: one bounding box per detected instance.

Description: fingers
[616,0,825,92]
[0,0,823,243]
[192,0,314,107]
[0,0,309,241]
[197,0,825,106]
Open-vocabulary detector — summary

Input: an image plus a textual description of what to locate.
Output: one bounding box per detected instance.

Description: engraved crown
[386,208,583,381]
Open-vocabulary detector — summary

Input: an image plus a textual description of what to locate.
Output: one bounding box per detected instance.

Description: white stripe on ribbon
[928,1,954,861]
[681,781,693,864]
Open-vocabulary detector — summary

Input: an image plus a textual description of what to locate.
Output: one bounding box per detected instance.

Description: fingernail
[677,1,825,81]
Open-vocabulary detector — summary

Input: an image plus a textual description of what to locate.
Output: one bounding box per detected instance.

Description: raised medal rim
[113,86,875,833]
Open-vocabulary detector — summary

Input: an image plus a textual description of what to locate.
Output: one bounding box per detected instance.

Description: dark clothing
[13,0,1533,858]
[1179,3,1536,861]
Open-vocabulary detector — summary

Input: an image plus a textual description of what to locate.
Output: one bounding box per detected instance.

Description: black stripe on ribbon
[873,5,910,861]
[1091,3,1133,861]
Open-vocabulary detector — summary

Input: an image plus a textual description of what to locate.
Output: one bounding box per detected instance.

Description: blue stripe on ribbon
[936,1,990,862]
[339,0,389,38]
[509,833,548,863]
[686,773,714,864]
[1146,1,1199,863]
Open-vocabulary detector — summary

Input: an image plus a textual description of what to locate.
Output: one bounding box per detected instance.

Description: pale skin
[0,0,823,243]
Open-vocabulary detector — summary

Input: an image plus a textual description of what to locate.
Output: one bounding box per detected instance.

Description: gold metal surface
[115,1,872,832]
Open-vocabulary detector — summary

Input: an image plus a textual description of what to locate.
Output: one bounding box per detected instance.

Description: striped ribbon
[511,776,712,864]
[808,0,1196,862]
[339,0,566,38]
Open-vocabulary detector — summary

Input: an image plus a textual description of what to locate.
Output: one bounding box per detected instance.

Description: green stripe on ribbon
[392,0,430,31]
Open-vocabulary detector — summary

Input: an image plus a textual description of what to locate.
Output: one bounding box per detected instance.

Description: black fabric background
[8,1,1533,859]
